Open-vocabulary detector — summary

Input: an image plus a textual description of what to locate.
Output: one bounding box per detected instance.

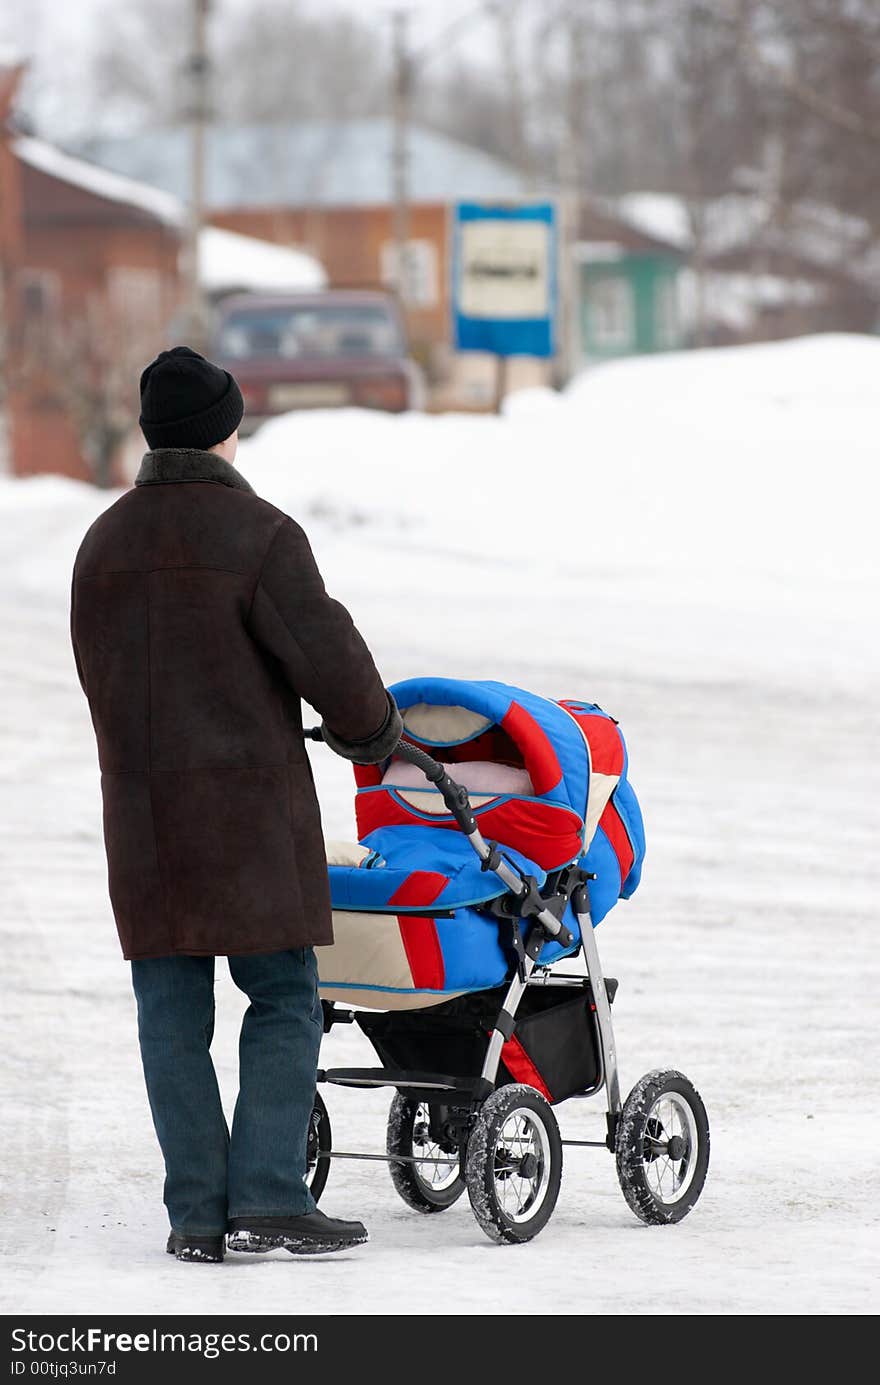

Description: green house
[573,206,685,365]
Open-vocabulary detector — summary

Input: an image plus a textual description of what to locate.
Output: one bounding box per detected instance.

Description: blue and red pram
[320,676,645,1006]
[291,677,709,1246]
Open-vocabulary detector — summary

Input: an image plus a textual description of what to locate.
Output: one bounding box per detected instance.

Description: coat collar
[135,448,255,494]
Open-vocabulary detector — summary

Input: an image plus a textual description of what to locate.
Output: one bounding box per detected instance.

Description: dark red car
[212,289,424,432]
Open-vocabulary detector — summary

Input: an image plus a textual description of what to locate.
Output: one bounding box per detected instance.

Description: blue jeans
[130,948,323,1237]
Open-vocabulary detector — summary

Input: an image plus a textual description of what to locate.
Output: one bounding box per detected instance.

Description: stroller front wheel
[387,1094,466,1213]
[615,1070,709,1225]
[465,1085,562,1244]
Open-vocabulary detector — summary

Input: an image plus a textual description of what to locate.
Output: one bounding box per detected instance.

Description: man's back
[71,448,397,960]
[73,461,289,775]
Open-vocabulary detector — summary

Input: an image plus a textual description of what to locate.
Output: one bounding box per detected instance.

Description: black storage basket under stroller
[356,979,615,1106]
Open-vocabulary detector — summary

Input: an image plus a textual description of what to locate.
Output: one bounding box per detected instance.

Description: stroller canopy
[353,677,634,877]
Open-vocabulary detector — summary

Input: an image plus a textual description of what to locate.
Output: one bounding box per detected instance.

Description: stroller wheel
[306,1092,332,1204]
[386,1095,466,1213]
[615,1070,709,1225]
[465,1085,562,1244]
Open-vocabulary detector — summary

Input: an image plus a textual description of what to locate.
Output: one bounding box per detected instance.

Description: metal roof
[77,118,534,210]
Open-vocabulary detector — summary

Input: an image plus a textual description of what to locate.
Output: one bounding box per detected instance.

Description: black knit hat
[139,346,244,451]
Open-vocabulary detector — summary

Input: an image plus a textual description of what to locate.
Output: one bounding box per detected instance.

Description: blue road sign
[451,202,557,358]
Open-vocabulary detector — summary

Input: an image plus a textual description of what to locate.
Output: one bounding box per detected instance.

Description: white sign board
[458,219,551,320]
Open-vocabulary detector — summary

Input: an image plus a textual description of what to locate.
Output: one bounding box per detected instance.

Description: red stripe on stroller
[499,1035,553,1103]
[599,800,635,883]
[388,872,449,990]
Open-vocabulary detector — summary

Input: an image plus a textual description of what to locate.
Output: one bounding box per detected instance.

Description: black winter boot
[166,1230,225,1263]
[227,1210,368,1256]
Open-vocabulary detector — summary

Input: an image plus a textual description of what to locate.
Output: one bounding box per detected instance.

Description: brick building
[0,64,183,482]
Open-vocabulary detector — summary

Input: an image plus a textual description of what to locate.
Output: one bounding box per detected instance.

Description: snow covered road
[1,336,878,1315]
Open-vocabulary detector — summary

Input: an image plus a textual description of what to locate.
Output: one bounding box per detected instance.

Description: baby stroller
[306,677,709,1244]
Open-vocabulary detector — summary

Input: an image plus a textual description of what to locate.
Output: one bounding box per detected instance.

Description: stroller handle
[304,725,573,947]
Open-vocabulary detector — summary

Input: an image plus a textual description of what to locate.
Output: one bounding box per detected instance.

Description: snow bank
[564,332,880,415]
[3,335,876,698]
[235,334,880,693]
[500,385,562,417]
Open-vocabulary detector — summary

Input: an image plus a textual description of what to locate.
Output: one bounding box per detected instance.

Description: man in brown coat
[70,346,402,1262]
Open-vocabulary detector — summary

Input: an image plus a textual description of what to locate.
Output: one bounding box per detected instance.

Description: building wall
[578,253,683,364]
[0,107,25,478]
[7,208,180,482]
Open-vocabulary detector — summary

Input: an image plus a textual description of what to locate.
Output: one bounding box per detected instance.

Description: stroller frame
[320,882,617,1125]
[307,728,708,1242]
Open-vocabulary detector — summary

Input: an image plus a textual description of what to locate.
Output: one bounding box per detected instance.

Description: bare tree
[737,0,880,146]
[73,0,194,133]
[220,1,387,123]
[743,0,880,230]
[490,0,534,185]
[13,290,167,487]
[52,306,145,488]
[667,1,759,342]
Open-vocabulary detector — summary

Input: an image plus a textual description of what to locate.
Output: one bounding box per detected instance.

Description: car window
[216,304,403,360]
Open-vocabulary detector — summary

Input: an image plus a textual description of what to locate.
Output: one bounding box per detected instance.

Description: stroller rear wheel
[615,1070,709,1225]
[465,1085,562,1244]
[387,1095,466,1213]
[306,1092,332,1204]
[388,1096,468,1207]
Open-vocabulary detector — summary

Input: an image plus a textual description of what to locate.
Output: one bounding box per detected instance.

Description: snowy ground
[1,335,878,1315]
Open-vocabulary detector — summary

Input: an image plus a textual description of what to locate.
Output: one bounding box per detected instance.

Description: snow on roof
[13,135,184,227]
[615,193,693,251]
[200,226,326,293]
[78,118,535,209]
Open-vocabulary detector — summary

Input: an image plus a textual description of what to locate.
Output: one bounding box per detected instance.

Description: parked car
[212,289,423,432]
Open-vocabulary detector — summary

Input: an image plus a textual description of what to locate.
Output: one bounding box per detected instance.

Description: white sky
[239,0,497,56]
[227,0,502,72]
[1,0,499,66]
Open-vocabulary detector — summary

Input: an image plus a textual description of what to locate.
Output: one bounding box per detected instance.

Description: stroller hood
[348,675,645,922]
[321,677,645,1006]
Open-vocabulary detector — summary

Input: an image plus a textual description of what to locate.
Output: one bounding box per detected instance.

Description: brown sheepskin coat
[70,447,401,960]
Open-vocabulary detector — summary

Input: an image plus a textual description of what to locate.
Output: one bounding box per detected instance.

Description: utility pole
[389,5,496,307]
[185,0,210,350]
[391,8,411,306]
[491,0,533,190]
